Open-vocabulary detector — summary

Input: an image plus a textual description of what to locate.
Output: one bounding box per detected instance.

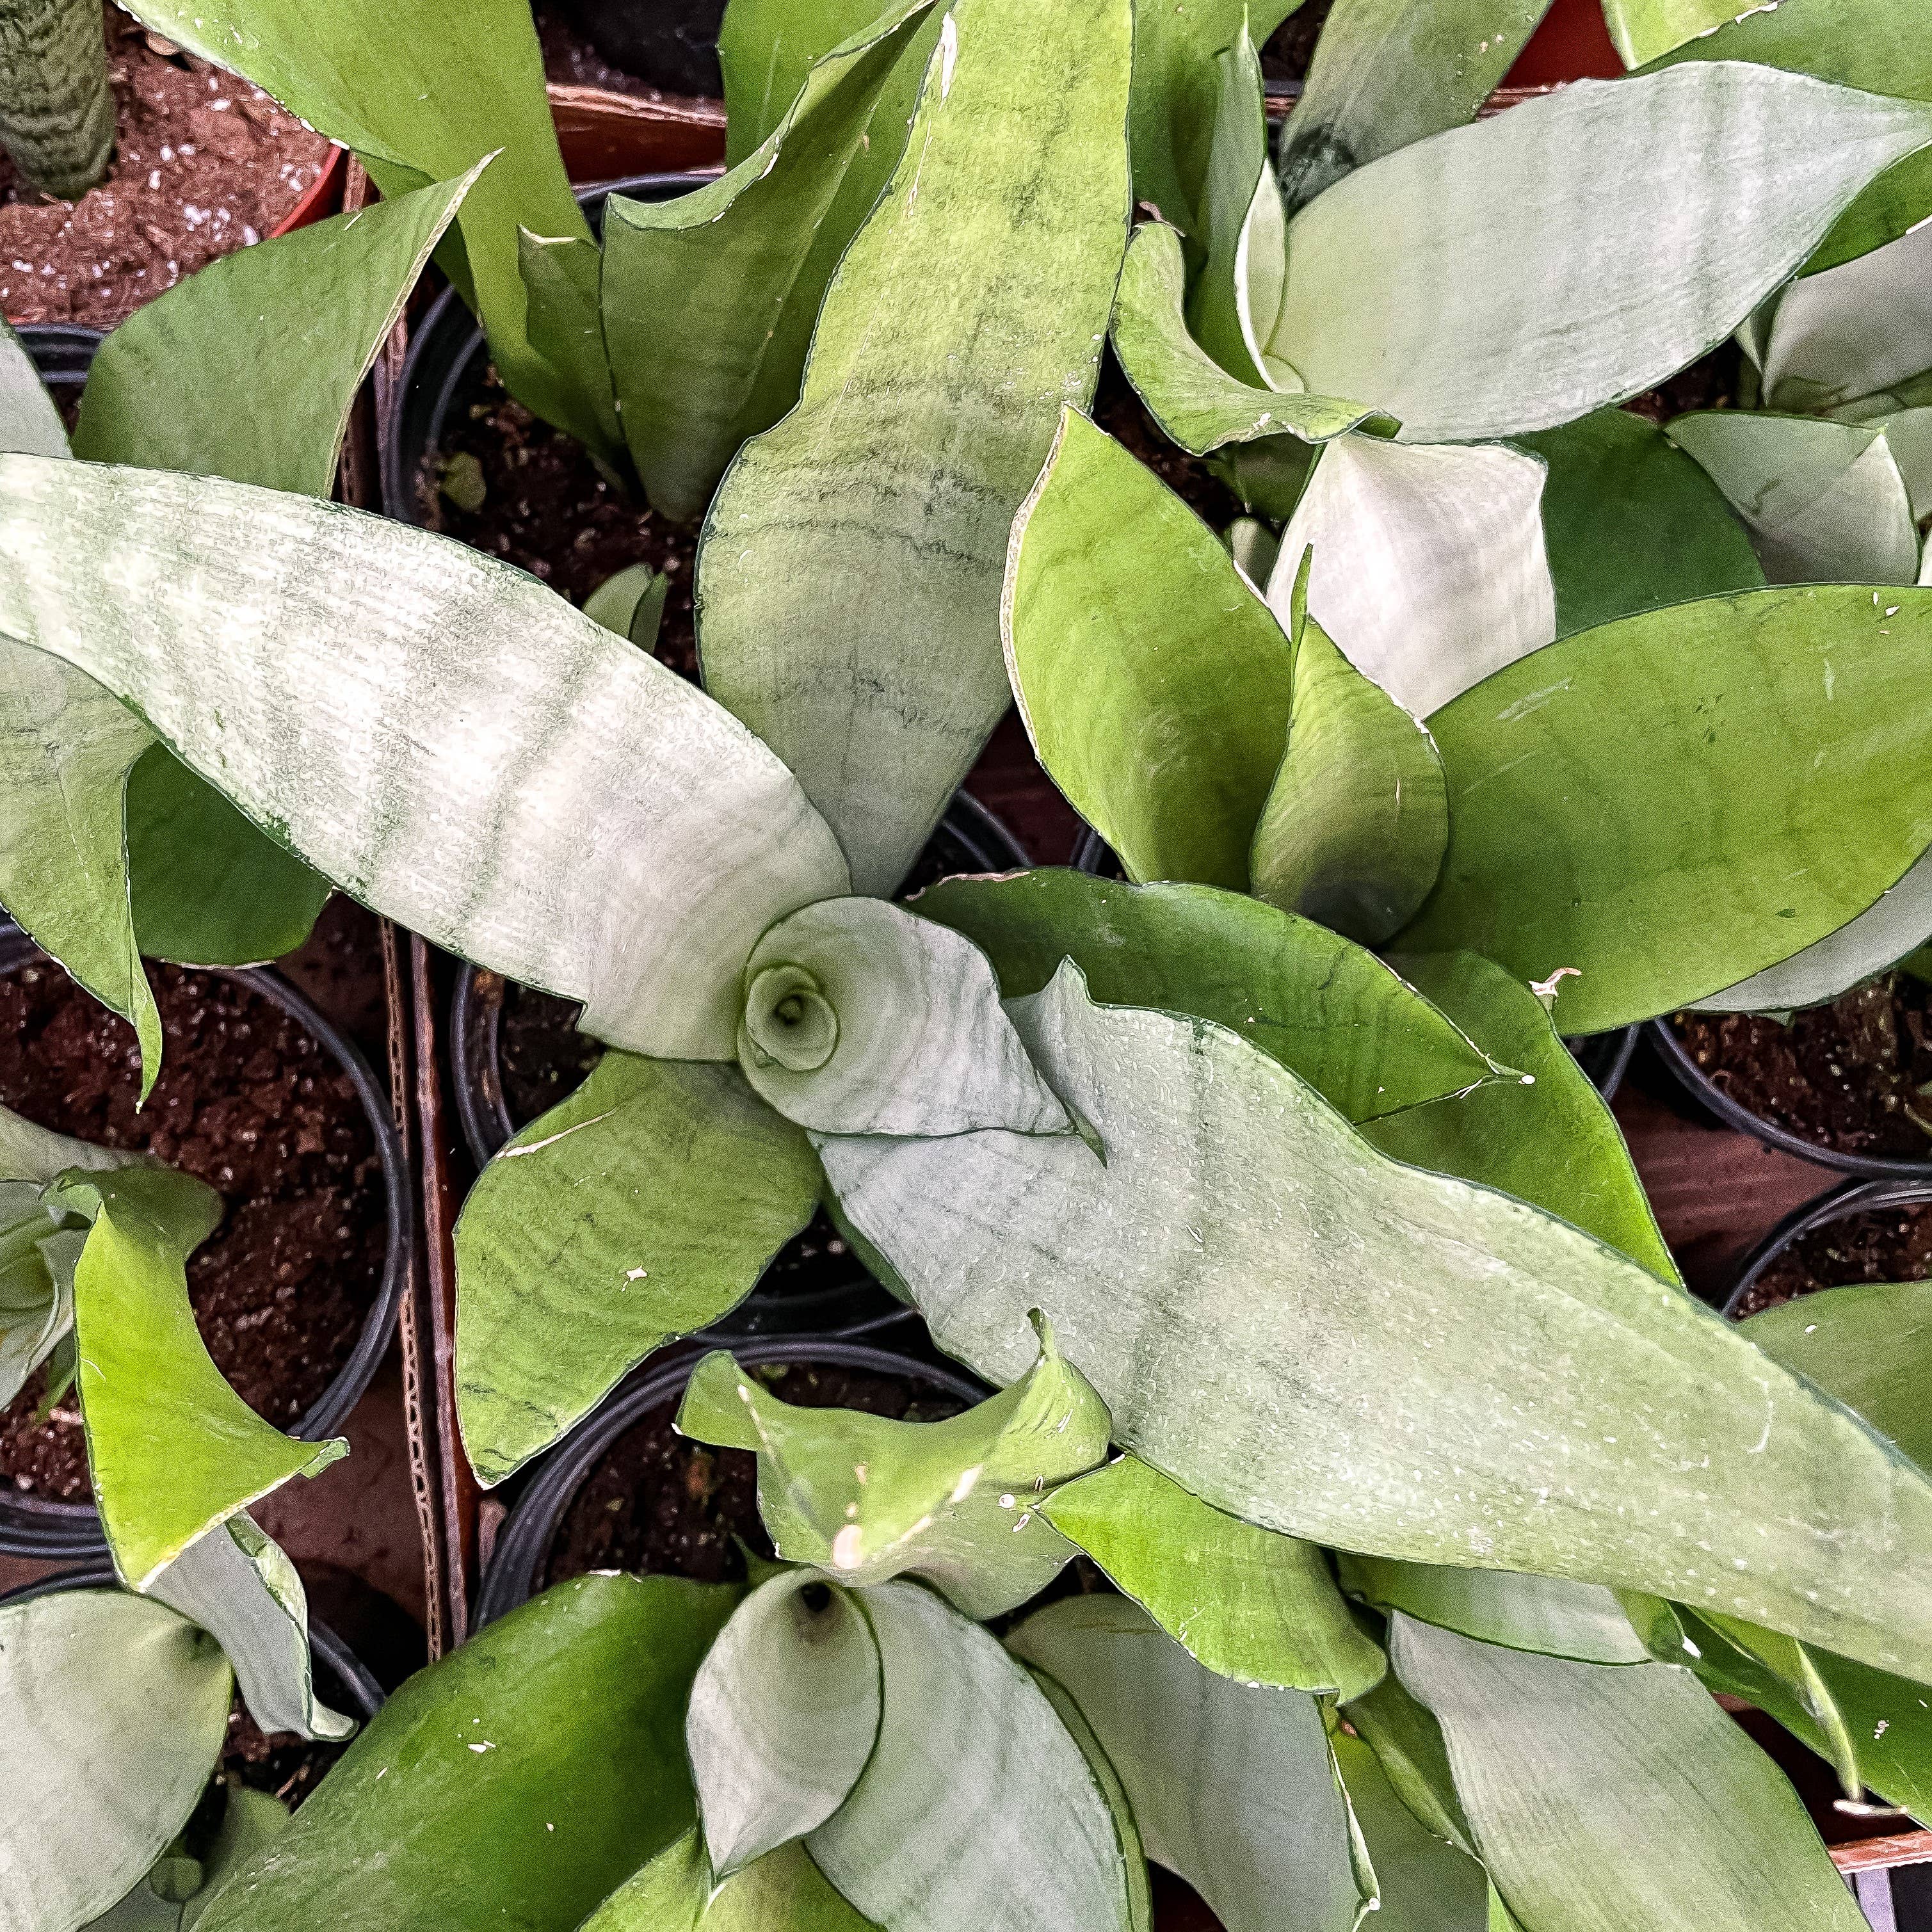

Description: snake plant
[127,1316,1929,1932]
[0,0,114,198]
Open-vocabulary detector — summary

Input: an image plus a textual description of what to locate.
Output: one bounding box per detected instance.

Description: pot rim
[1721,1174,1932,1319]
[471,1333,990,1634]
[1648,1017,1932,1184]
[0,925,412,1555]
[0,1559,385,1720]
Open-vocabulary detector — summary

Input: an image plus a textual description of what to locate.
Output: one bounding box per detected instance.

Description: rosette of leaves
[13,438,1932,1719]
[1106,0,1932,734]
[1,1559,351,1932]
[143,1324,1926,1932]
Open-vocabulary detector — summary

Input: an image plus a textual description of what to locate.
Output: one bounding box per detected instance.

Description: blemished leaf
[1267,433,1556,721]
[912,869,1506,1125]
[1250,590,1447,947]
[515,230,620,467]
[1668,412,1920,585]
[1269,65,1932,441]
[698,0,1132,896]
[1040,1452,1387,1697]
[1276,0,1552,214]
[1010,1596,1373,1932]
[1004,408,1294,893]
[196,1574,743,1932]
[1627,1597,1932,1826]
[145,1513,353,1742]
[1362,951,1677,1282]
[819,962,1932,1681]
[1390,1613,1867,1932]
[1513,408,1763,638]
[1743,1281,1932,1472]
[687,1574,882,1879]
[1185,32,1282,389]
[56,1167,346,1589]
[1338,1556,1649,1664]
[1330,1730,1488,1932]
[0,319,67,458]
[679,1317,1107,1616]
[1751,218,1932,414]
[455,1051,823,1486]
[120,0,597,439]
[1397,584,1932,1034]
[736,898,1068,1138]
[0,459,852,1059]
[583,1828,879,1931]
[0,1588,231,1932]
[809,1581,1138,1932]
[603,1,937,523]
[1640,0,1932,273]
[1124,0,1301,235]
[1109,224,1390,456]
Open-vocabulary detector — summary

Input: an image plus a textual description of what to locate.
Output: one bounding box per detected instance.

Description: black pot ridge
[1721,1175,1932,1320]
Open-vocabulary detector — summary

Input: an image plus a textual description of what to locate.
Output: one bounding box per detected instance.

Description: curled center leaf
[741,963,842,1074]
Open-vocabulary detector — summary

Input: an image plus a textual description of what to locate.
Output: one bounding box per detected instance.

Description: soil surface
[1095,353,1244,533]
[1674,974,1932,1164]
[1623,340,1745,425]
[1260,0,1333,83]
[536,0,725,100]
[0,957,387,1500]
[220,1693,347,1809]
[544,1358,969,1586]
[0,6,329,326]
[417,357,700,680]
[1735,1198,1932,1318]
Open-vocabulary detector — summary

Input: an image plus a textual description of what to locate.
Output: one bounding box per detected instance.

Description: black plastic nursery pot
[447,787,1029,1342]
[0,926,412,1559]
[471,1335,988,1631]
[1723,1177,1932,1321]
[1649,1015,1932,1185]
[548,0,729,99]
[20,320,104,402]
[1067,828,1641,1102]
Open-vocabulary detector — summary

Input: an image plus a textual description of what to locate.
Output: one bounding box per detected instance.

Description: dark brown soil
[544,1358,969,1586]
[417,358,700,680]
[1674,974,1932,1163]
[0,956,387,1499]
[498,978,606,1128]
[1623,340,1745,426]
[1735,1198,1932,1318]
[220,1694,345,1809]
[1260,0,1333,84]
[1095,352,1244,533]
[535,0,724,101]
[0,6,330,326]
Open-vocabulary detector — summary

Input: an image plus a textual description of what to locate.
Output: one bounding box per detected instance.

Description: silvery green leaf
[738,899,1068,1138]
[583,561,668,647]
[819,961,1932,1680]
[809,1580,1137,1932]
[698,0,1131,895]
[1668,412,1920,584]
[1009,1596,1373,1932]
[1861,405,1932,520]
[146,1513,353,1743]
[55,1167,346,1589]
[1004,408,1294,893]
[1743,1279,1932,1472]
[1390,1613,1867,1932]
[1249,586,1447,947]
[1513,408,1764,638]
[1330,1729,1488,1932]
[1111,224,1392,456]
[0,458,852,1058]
[1399,585,1932,1034]
[677,1316,1107,1617]
[602,0,937,522]
[1342,1668,1475,1857]
[1364,951,1677,1282]
[687,1574,882,1879]
[1270,67,1932,441]
[582,1826,878,1931]
[0,1209,81,1410]
[1040,1452,1387,1698]
[1751,218,1932,413]
[0,1098,131,1184]
[1266,434,1555,720]
[1276,0,1552,215]
[456,1052,823,1486]
[0,319,66,458]
[1226,517,1279,588]
[913,869,1507,1125]
[1338,1556,1649,1664]
[0,1588,232,1932]
[1023,1670,1154,1932]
